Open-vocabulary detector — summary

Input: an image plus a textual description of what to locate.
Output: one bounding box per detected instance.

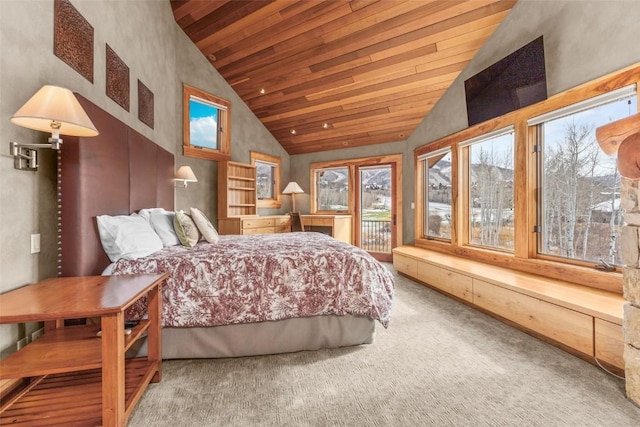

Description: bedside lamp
[282,181,304,212]
[10,85,99,171]
[175,166,198,188]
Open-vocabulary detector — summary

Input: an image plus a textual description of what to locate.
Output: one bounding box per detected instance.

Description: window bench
[392,246,625,375]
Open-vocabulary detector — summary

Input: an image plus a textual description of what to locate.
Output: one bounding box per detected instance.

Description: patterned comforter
[110,232,394,328]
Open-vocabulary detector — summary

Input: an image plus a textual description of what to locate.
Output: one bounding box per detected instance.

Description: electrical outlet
[32,328,45,341]
[17,337,29,350]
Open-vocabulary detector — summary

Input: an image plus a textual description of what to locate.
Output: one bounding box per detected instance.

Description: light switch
[30,234,40,254]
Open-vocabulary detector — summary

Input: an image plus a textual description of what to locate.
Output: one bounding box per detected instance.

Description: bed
[59,95,394,358]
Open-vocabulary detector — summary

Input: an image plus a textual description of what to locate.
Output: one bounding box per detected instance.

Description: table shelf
[0,358,157,426]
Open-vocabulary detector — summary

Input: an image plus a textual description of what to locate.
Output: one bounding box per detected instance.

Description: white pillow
[190,207,220,243]
[150,212,180,247]
[96,214,163,262]
[137,207,168,222]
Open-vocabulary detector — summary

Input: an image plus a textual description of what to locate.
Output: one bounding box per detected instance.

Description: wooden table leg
[102,312,125,426]
[147,282,162,382]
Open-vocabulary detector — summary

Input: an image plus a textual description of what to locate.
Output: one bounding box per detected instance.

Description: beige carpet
[129,264,640,426]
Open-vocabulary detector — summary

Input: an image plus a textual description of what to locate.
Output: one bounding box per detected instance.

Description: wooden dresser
[218,215,291,235]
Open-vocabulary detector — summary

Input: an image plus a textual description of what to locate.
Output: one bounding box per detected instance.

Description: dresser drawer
[308,217,333,226]
[242,227,274,235]
[275,217,291,227]
[242,218,275,229]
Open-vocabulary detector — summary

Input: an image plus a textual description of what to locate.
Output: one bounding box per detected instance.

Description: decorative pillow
[190,207,220,243]
[173,210,201,247]
[137,207,167,222]
[96,213,163,262]
[150,212,180,247]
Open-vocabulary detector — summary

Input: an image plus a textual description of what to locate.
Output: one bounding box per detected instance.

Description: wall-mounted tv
[465,36,547,127]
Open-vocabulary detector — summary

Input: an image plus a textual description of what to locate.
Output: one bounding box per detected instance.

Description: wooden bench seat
[393,245,625,374]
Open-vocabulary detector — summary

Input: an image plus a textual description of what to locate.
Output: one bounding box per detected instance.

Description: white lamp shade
[282,181,304,194]
[10,85,98,137]
[176,166,198,182]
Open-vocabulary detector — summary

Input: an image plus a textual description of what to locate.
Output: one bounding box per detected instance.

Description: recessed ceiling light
[290,129,296,135]
[259,88,266,95]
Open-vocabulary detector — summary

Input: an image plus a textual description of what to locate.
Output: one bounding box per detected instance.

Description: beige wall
[0,0,287,354]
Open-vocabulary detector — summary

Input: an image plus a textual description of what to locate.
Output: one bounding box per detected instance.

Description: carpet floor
[128,264,640,426]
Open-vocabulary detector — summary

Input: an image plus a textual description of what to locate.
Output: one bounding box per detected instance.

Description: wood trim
[250,151,282,208]
[182,84,231,161]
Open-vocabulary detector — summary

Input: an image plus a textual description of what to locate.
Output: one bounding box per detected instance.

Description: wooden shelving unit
[0,274,167,426]
[218,161,257,218]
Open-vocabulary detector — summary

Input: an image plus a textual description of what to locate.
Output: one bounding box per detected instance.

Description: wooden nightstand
[0,273,167,426]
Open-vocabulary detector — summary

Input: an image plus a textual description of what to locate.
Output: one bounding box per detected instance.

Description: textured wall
[0,0,287,355]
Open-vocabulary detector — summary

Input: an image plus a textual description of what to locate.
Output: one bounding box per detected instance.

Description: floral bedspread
[110,232,394,328]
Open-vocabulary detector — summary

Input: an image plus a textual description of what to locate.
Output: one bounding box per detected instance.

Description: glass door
[356,164,396,262]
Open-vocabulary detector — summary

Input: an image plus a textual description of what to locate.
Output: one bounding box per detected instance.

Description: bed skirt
[130,315,375,359]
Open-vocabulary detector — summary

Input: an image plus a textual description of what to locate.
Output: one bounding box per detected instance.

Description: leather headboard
[59,95,174,277]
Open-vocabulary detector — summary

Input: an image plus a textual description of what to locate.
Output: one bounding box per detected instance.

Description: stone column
[622,177,640,405]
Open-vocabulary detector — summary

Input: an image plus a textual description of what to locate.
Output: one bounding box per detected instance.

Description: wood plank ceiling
[171,0,516,155]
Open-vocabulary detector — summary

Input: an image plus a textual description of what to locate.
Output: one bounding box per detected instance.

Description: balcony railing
[361,220,391,253]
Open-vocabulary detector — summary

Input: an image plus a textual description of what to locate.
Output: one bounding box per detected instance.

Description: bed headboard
[59,95,174,277]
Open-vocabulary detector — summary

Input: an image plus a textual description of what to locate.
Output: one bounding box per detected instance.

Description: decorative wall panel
[106,44,130,111]
[54,0,93,82]
[138,80,154,129]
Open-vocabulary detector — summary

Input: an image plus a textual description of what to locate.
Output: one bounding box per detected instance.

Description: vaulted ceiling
[171,0,516,155]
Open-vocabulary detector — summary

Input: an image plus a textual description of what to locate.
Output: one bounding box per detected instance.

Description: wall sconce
[175,166,198,188]
[9,85,98,171]
[282,181,304,212]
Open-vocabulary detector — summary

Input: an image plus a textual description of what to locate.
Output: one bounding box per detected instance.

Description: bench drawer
[393,253,418,277]
[418,263,473,303]
[473,279,594,355]
[595,318,624,370]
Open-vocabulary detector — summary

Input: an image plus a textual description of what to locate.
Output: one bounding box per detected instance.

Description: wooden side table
[0,273,167,426]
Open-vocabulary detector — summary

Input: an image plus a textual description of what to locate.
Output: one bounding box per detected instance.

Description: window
[533,86,637,266]
[183,84,231,161]
[464,128,515,251]
[414,64,639,292]
[250,151,281,208]
[314,167,349,212]
[422,149,452,240]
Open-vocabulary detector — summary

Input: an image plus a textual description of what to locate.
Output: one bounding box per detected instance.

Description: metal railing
[360,220,391,253]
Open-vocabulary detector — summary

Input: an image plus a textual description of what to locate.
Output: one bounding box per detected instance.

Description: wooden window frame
[414,63,640,294]
[183,84,231,161]
[311,165,352,214]
[250,151,281,208]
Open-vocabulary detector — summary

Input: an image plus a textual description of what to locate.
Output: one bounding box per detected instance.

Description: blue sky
[189,98,218,149]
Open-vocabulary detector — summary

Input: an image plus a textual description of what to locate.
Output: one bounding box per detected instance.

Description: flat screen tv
[465,36,547,127]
